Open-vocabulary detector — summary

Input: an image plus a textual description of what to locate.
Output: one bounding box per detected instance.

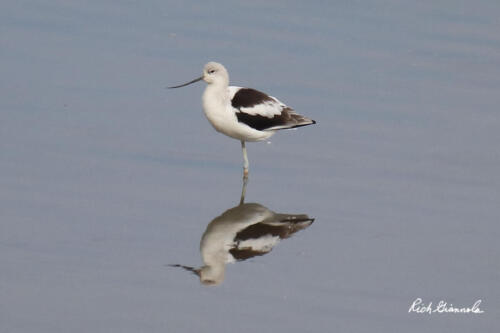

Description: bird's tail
[273,107,316,130]
[290,115,316,128]
[271,214,315,237]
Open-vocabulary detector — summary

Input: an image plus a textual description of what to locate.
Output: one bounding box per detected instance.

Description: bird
[170,202,314,286]
[168,62,316,177]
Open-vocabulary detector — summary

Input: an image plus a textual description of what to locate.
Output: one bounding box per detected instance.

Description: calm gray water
[1,1,499,332]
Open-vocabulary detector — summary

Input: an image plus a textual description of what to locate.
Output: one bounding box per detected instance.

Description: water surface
[1,1,499,332]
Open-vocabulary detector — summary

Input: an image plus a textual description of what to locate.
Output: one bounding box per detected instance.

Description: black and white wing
[229,86,315,131]
[228,213,315,261]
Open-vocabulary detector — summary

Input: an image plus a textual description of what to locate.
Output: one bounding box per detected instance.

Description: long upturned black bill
[167,76,203,89]
[168,264,200,276]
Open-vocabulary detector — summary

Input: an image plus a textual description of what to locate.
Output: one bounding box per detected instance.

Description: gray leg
[241,140,249,177]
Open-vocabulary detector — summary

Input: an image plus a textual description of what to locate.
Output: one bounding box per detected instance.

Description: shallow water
[1,1,499,332]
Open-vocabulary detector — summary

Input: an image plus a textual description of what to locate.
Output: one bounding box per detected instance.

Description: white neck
[202,84,229,111]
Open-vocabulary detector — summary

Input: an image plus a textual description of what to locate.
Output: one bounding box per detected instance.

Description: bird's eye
[208,69,215,74]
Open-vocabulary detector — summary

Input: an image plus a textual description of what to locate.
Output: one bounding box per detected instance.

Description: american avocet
[169,62,316,177]
[170,203,314,286]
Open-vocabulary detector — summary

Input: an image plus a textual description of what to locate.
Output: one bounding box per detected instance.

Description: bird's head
[168,61,229,89]
[168,263,225,286]
[202,62,229,85]
[199,264,225,286]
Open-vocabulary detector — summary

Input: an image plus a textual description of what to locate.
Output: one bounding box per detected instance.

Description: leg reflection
[240,173,248,205]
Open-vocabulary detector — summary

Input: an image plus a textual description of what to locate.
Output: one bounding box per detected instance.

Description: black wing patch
[229,248,269,261]
[235,112,285,131]
[234,223,288,241]
[235,110,315,131]
[231,88,274,109]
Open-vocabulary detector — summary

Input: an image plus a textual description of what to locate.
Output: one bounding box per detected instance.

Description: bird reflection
[170,182,314,286]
